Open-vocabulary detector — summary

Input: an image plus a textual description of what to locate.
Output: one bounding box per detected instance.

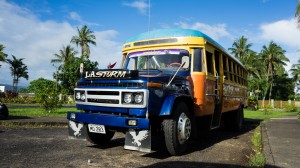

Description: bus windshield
[125,49,190,71]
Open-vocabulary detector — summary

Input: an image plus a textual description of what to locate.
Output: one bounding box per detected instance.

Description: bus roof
[124,28,244,68]
[125,28,223,47]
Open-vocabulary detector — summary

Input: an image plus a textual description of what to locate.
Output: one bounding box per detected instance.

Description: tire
[163,102,192,155]
[86,126,115,145]
[0,103,9,120]
[224,106,244,131]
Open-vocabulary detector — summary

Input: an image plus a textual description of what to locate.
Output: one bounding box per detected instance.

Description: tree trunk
[268,82,273,106]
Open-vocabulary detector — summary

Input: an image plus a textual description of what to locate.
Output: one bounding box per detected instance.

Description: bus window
[238,66,242,84]
[206,51,214,75]
[228,59,232,81]
[193,48,202,72]
[214,50,220,76]
[233,62,237,83]
[223,56,228,80]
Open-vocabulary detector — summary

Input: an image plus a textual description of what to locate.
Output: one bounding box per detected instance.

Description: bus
[67,28,248,156]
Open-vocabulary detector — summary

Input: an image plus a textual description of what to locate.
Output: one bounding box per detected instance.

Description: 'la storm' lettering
[85,71,127,78]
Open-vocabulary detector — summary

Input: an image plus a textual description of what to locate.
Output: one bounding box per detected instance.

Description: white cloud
[260,18,300,48]
[174,21,231,41]
[123,0,149,15]
[0,0,120,86]
[67,11,100,26]
[89,30,122,69]
[259,18,300,73]
[69,11,83,22]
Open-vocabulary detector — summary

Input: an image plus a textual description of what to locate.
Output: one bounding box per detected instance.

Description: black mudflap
[124,129,151,153]
[68,120,87,140]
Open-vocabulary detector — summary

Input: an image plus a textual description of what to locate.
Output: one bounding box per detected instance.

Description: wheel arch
[159,94,194,117]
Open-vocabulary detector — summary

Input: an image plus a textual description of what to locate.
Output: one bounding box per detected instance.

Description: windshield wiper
[167,62,186,87]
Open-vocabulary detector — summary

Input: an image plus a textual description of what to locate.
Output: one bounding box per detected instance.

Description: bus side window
[193,48,202,72]
[223,56,228,80]
[206,51,214,75]
[228,59,232,81]
[214,50,220,76]
[233,62,236,83]
[239,66,242,84]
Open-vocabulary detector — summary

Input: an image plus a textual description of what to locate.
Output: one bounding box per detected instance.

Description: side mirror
[182,56,189,69]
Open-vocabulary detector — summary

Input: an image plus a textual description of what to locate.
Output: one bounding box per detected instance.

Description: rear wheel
[163,102,192,155]
[224,106,244,131]
[86,126,115,145]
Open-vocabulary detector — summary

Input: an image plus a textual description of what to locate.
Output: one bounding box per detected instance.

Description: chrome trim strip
[206,94,217,97]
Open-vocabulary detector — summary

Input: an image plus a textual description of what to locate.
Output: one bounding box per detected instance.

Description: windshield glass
[125,49,190,71]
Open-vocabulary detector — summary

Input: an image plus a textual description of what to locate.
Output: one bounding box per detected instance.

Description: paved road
[0,123,256,168]
[263,115,300,168]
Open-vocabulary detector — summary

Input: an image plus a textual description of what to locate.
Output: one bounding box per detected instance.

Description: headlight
[80,94,86,101]
[134,93,143,104]
[75,90,85,102]
[123,92,144,104]
[123,93,133,104]
[75,92,81,100]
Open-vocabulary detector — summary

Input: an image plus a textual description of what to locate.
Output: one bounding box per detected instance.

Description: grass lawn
[6,105,299,119]
[244,109,298,120]
[8,107,80,117]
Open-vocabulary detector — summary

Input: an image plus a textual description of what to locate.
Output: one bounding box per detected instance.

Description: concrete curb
[261,121,275,167]
[0,116,68,127]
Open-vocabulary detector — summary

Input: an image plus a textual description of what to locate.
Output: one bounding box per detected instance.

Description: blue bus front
[67,49,192,152]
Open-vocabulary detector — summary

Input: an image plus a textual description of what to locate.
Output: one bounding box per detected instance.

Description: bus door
[211,50,222,128]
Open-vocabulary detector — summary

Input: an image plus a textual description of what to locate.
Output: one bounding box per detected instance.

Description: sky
[0,0,299,87]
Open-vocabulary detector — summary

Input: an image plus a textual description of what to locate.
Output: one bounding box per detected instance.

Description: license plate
[88,124,106,134]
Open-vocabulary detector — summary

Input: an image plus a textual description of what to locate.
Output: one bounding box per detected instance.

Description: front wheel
[163,102,192,155]
[86,126,115,145]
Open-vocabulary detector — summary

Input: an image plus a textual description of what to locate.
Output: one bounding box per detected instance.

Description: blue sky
[0,0,299,86]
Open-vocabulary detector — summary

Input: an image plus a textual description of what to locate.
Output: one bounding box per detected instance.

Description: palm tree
[242,50,261,78]
[6,55,29,92]
[70,25,96,58]
[296,0,300,25]
[51,45,78,90]
[228,36,253,63]
[0,44,8,67]
[51,45,77,65]
[290,58,300,90]
[259,41,289,105]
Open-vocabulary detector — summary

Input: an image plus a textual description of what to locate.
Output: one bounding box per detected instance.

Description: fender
[159,94,193,116]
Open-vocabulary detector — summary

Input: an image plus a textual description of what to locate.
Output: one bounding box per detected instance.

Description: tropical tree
[271,74,295,101]
[51,45,98,93]
[28,78,62,112]
[51,45,77,65]
[0,44,8,68]
[259,41,289,105]
[70,25,96,58]
[228,36,253,63]
[52,45,77,93]
[290,58,300,91]
[6,55,29,92]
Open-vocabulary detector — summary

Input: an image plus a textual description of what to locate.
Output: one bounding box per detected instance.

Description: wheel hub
[177,113,191,144]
